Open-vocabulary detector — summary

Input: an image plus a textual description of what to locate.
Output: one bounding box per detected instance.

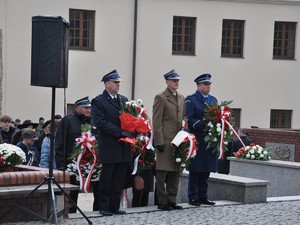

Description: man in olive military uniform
[152,69,185,210]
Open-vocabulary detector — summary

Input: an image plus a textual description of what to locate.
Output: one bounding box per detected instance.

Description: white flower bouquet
[235,144,271,160]
[0,143,26,169]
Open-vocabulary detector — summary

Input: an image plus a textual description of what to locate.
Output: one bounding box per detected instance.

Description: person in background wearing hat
[55,96,94,213]
[152,69,184,211]
[16,128,39,167]
[91,69,133,216]
[39,120,58,169]
[185,73,218,206]
[0,115,15,143]
[11,119,39,145]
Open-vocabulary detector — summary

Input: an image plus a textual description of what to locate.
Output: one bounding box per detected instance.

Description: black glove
[121,131,135,139]
[156,144,165,152]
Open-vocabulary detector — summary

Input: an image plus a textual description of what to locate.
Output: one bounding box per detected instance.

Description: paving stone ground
[5,193,300,225]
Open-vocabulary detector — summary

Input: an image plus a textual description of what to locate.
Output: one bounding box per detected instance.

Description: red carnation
[141,149,146,154]
[150,162,155,168]
[139,160,145,165]
[235,151,241,158]
[240,148,246,154]
[184,148,189,153]
[132,148,136,153]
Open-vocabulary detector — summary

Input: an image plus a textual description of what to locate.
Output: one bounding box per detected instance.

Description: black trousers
[98,162,129,211]
[188,172,210,201]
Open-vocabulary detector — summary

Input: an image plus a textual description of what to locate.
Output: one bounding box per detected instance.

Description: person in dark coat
[185,73,218,206]
[218,128,253,174]
[16,128,39,167]
[0,115,15,144]
[55,96,94,213]
[91,69,134,216]
[232,128,253,153]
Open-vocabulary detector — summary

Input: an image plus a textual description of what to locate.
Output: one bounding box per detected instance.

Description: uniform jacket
[91,90,131,164]
[185,90,218,172]
[55,112,91,170]
[152,88,185,171]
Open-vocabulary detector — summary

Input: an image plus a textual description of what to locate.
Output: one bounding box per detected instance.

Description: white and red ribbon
[75,131,97,192]
[219,106,246,160]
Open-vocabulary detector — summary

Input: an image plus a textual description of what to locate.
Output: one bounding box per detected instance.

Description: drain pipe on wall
[131,0,138,100]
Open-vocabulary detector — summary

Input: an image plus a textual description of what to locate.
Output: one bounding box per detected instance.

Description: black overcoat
[55,113,91,170]
[91,90,131,164]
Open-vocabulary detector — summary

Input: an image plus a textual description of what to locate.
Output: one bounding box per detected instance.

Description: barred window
[273,21,296,59]
[221,19,244,58]
[69,9,95,50]
[172,16,196,55]
[270,110,292,129]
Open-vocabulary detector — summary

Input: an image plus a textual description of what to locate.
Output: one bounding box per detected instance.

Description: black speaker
[31,16,69,88]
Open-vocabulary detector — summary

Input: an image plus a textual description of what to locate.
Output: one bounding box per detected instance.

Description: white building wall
[1,0,300,129]
[135,0,300,128]
[2,0,134,121]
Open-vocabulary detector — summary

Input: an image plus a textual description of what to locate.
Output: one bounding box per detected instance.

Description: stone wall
[244,128,300,162]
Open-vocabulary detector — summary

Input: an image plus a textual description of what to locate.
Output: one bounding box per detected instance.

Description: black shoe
[157,203,172,211]
[99,210,113,216]
[198,198,216,205]
[188,199,201,206]
[168,202,183,210]
[111,210,126,215]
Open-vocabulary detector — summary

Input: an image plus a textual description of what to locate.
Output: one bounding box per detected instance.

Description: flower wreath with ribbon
[171,120,198,168]
[131,134,156,175]
[204,100,246,159]
[67,124,101,193]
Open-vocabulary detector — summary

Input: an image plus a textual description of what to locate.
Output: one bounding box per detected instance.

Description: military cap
[75,96,91,107]
[164,69,181,80]
[101,69,122,83]
[194,73,212,84]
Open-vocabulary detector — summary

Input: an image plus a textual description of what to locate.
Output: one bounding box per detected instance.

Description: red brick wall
[244,128,300,162]
[0,165,70,223]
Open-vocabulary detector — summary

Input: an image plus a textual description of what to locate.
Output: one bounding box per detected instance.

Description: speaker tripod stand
[0,87,92,225]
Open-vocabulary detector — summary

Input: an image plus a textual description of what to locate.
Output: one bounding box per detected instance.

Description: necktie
[205,96,209,103]
[113,97,117,102]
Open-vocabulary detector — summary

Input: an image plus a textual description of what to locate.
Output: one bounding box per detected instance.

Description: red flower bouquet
[203,100,235,159]
[131,135,155,175]
[119,99,151,145]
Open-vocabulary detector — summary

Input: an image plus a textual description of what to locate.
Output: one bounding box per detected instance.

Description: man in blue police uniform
[185,73,218,206]
[91,69,134,216]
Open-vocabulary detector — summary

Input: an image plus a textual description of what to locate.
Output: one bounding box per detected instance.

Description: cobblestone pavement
[6,199,300,225]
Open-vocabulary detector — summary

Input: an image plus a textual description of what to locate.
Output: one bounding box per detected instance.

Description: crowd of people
[0,69,250,216]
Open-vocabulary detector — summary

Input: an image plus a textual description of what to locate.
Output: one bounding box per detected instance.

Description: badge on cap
[101,69,122,83]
